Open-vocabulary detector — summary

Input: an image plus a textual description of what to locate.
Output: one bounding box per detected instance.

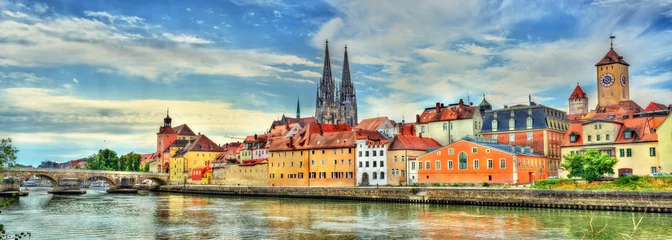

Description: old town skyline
[2,0,672,165]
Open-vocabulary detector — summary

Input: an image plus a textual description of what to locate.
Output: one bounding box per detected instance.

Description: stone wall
[158,185,672,213]
[211,163,268,186]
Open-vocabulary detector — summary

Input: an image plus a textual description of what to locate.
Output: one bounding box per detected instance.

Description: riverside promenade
[158,185,672,213]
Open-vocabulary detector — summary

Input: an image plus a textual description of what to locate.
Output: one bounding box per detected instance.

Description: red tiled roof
[562,123,584,146]
[158,126,175,134]
[240,159,268,166]
[591,100,643,120]
[355,117,390,131]
[177,134,225,156]
[417,101,477,124]
[643,102,669,112]
[399,122,416,136]
[562,116,666,147]
[270,117,316,129]
[595,49,629,66]
[355,129,388,145]
[173,124,196,136]
[568,84,587,100]
[269,123,354,151]
[388,134,441,151]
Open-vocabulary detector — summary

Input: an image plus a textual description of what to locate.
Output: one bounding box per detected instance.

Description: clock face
[621,74,627,86]
[600,73,615,87]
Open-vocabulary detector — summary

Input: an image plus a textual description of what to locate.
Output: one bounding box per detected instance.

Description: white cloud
[84,11,144,24]
[213,26,220,29]
[162,33,213,44]
[196,20,204,24]
[295,70,321,78]
[482,34,508,42]
[32,3,48,14]
[2,10,31,19]
[0,72,51,83]
[186,8,192,12]
[273,10,282,18]
[62,83,73,90]
[275,75,315,84]
[72,78,79,84]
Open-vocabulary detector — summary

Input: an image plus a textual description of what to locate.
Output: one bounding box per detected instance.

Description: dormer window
[624,130,633,140]
[569,133,578,143]
[509,118,515,130]
[526,117,533,129]
[492,120,498,131]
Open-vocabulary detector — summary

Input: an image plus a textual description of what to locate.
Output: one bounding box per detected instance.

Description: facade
[240,134,268,161]
[268,123,356,186]
[212,160,268,186]
[568,83,589,117]
[595,43,630,107]
[148,160,159,173]
[480,97,568,176]
[314,40,358,127]
[170,134,224,184]
[417,137,548,184]
[415,99,482,146]
[658,115,672,173]
[355,129,388,186]
[355,116,396,139]
[387,134,442,185]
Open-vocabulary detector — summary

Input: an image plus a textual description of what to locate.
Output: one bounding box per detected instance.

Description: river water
[1,187,671,239]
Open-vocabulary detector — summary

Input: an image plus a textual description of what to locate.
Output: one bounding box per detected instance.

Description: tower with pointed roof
[314,40,358,127]
[596,35,630,107]
[568,82,588,116]
[296,95,300,120]
[478,94,492,117]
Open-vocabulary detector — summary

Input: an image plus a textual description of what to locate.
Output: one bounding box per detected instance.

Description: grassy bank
[532,176,672,191]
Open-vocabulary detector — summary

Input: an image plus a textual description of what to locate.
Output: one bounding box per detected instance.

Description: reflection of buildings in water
[416,206,542,239]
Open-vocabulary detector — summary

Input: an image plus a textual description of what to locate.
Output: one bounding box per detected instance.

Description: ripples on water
[1,187,671,239]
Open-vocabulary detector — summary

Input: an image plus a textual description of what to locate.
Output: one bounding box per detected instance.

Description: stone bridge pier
[1,168,169,195]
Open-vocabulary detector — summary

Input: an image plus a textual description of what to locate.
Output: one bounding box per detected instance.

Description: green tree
[85,149,119,171]
[118,152,142,172]
[561,150,618,182]
[0,138,19,171]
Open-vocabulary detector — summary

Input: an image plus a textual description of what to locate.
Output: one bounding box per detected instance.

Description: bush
[614,175,641,185]
[532,178,577,189]
[481,182,490,187]
[561,150,618,182]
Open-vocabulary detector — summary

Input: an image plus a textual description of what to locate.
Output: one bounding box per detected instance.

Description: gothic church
[314,40,358,127]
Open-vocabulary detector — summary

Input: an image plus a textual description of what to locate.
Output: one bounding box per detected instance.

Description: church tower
[568,83,588,115]
[595,36,630,107]
[157,109,177,153]
[340,45,358,127]
[314,40,358,127]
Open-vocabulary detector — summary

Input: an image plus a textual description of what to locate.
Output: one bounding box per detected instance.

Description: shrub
[561,150,618,182]
[481,182,490,187]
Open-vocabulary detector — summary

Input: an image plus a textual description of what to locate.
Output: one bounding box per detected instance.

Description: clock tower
[595,36,630,107]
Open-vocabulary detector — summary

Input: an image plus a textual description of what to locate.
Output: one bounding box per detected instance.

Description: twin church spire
[315,39,358,127]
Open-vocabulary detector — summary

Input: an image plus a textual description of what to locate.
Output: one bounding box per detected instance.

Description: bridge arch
[88,175,118,187]
[145,177,168,185]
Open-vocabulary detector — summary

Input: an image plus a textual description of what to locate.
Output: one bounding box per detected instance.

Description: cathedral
[314,40,358,127]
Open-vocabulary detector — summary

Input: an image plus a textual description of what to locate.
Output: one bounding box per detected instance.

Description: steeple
[296,95,300,120]
[320,39,334,105]
[340,45,352,101]
[163,108,172,127]
[478,94,492,117]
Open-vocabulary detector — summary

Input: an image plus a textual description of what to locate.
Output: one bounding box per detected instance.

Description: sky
[1,0,672,166]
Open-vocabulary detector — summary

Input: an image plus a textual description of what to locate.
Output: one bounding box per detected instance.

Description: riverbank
[532,176,672,191]
[157,185,672,213]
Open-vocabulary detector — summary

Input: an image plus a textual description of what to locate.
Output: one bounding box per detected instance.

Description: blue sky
[1,0,671,166]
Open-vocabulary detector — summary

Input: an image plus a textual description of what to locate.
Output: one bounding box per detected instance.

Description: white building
[415,100,482,146]
[355,116,396,139]
[355,129,388,186]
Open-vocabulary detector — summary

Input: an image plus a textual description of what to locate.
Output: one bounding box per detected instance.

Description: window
[486,149,490,154]
[570,134,577,143]
[349,160,352,165]
[492,120,498,131]
[347,172,353,178]
[599,124,602,129]
[359,151,362,157]
[418,161,423,170]
[401,170,406,177]
[596,135,601,141]
[594,124,598,130]
[366,161,369,167]
[606,134,610,141]
[449,148,454,155]
[443,123,448,131]
[311,160,315,165]
[624,131,632,139]
[448,160,453,170]
[492,134,497,140]
[471,147,477,154]
[500,158,506,169]
[373,151,377,157]
[402,156,405,162]
[411,162,416,170]
[321,160,325,165]
[526,117,533,129]
[459,152,467,169]
[320,172,326,178]
[380,172,385,179]
[421,126,425,133]
[373,161,377,167]
[587,135,592,142]
[474,160,479,170]
[365,151,369,157]
[650,147,656,157]
[527,132,533,141]
[380,150,384,156]
[300,162,303,168]
[341,160,344,165]
[509,119,515,130]
[436,160,441,170]
[626,148,632,157]
[298,172,304,179]
[425,161,430,170]
[380,161,384,167]
[509,133,515,142]
[487,159,493,169]
[372,172,377,179]
[394,156,398,162]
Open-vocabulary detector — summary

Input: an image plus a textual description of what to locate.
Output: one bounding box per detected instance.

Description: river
[1,187,671,239]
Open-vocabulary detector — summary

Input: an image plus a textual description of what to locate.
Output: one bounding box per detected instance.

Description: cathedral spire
[320,39,334,105]
[296,95,300,120]
[340,45,352,101]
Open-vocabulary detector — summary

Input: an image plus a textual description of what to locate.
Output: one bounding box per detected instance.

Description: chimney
[254,134,258,140]
[436,102,441,112]
[416,114,420,123]
[469,102,473,106]
[419,133,423,138]
[629,110,634,120]
[441,103,445,108]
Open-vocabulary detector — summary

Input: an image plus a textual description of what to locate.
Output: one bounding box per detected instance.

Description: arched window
[492,120,498,131]
[509,118,515,130]
[380,172,385,179]
[372,172,378,179]
[526,117,533,129]
[459,152,468,170]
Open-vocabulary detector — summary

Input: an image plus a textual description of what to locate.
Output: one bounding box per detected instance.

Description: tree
[0,138,19,171]
[85,149,119,171]
[561,150,618,182]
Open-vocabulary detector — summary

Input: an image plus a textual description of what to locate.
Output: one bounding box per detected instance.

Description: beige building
[415,100,482,146]
[387,134,441,185]
[658,115,672,173]
[212,161,268,186]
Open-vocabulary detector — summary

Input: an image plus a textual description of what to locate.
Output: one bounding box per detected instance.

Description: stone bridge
[1,168,168,194]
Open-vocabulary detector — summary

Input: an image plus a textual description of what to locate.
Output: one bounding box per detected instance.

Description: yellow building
[595,40,630,107]
[170,134,224,184]
[212,160,268,186]
[387,134,441,185]
[658,115,672,173]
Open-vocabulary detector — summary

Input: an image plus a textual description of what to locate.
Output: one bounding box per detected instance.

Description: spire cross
[610,35,615,50]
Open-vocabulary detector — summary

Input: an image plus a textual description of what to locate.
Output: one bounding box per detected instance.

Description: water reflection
[1,187,671,239]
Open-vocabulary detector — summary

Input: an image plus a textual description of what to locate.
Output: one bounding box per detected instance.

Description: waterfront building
[156,110,177,172]
[560,39,671,176]
[148,159,158,173]
[480,96,568,176]
[355,116,396,139]
[140,154,154,168]
[314,40,358,127]
[387,134,441,185]
[355,129,388,186]
[170,134,224,184]
[658,114,672,173]
[415,99,482,146]
[417,137,549,184]
[268,123,356,186]
[174,124,197,141]
[240,134,268,161]
[212,159,268,186]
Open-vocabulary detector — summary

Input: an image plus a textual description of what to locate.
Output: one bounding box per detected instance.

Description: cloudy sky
[1,0,671,166]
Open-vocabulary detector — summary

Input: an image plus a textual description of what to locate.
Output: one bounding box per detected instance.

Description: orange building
[268,123,356,187]
[418,137,548,185]
[387,134,442,185]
